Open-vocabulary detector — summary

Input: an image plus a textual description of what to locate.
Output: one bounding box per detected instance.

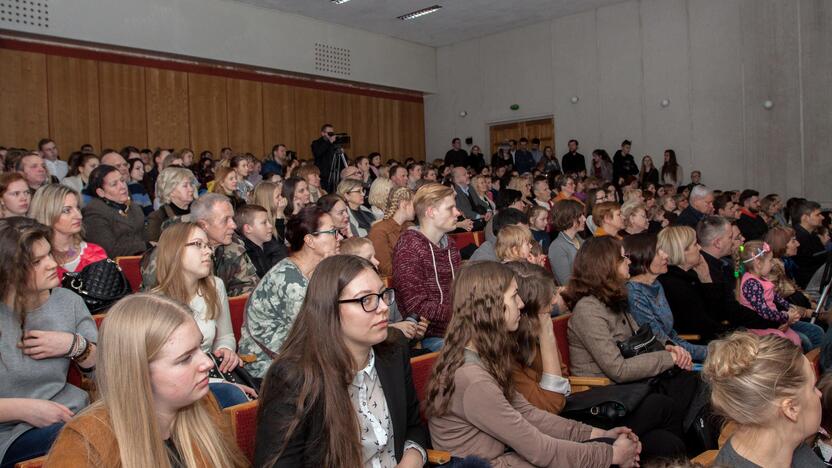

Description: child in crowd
[528,205,551,251]
[235,204,287,278]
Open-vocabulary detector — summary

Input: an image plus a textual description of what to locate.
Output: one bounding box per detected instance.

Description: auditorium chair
[807,347,822,380]
[228,294,249,343]
[551,314,611,392]
[115,255,143,293]
[448,231,481,252]
[225,400,259,463]
[14,457,44,468]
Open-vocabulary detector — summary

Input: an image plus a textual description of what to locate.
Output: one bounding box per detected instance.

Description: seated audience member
[317,193,352,240]
[126,158,152,215]
[792,200,827,288]
[660,149,683,187]
[82,165,147,257]
[406,162,424,190]
[736,189,769,241]
[484,189,527,243]
[563,236,695,459]
[294,164,326,203]
[392,184,462,352]
[144,167,197,242]
[339,237,427,343]
[141,193,259,296]
[0,217,97,467]
[60,153,98,200]
[229,155,254,202]
[211,166,246,211]
[368,187,414,277]
[766,226,812,308]
[471,208,529,262]
[16,151,49,193]
[528,205,551,251]
[620,200,649,237]
[99,150,130,181]
[29,185,107,281]
[45,294,246,467]
[452,167,491,231]
[368,177,395,219]
[152,222,256,408]
[235,204,286,278]
[0,173,31,218]
[238,205,339,377]
[548,199,585,285]
[592,201,624,238]
[471,174,496,213]
[624,233,708,362]
[505,262,570,413]
[282,176,311,218]
[495,224,535,263]
[255,255,428,467]
[737,240,823,351]
[553,174,580,203]
[194,154,216,187]
[758,193,784,229]
[251,180,287,241]
[355,155,375,189]
[38,139,66,182]
[673,184,713,228]
[703,332,823,467]
[337,178,375,237]
[531,175,552,209]
[507,176,533,207]
[426,261,639,467]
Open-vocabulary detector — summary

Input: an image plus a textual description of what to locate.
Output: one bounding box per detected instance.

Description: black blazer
[658,265,728,341]
[82,197,147,257]
[254,341,428,467]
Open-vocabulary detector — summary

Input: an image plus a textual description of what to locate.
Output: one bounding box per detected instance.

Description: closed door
[489,117,555,156]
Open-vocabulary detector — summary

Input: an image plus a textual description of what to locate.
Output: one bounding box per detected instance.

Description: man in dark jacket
[235,205,288,278]
[736,189,769,241]
[792,200,827,288]
[612,139,639,187]
[561,139,586,175]
[312,123,344,192]
[444,137,469,168]
[513,137,536,174]
[674,185,713,228]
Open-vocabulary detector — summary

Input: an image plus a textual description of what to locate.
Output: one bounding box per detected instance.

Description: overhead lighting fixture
[331,0,352,4]
[397,5,442,21]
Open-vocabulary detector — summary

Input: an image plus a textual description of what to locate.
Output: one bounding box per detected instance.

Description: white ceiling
[232,0,629,47]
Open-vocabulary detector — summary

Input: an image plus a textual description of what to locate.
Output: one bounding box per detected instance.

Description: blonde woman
[495,224,535,263]
[703,332,822,467]
[210,166,245,211]
[367,186,414,277]
[620,200,649,236]
[145,167,198,242]
[336,178,375,237]
[29,184,107,281]
[367,177,394,219]
[507,175,532,206]
[44,294,248,468]
[252,180,288,241]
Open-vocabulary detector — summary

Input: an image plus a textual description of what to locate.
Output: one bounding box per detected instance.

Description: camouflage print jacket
[140,233,259,297]
[237,257,308,378]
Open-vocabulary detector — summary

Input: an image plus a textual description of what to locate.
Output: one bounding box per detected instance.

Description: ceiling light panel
[397,5,442,21]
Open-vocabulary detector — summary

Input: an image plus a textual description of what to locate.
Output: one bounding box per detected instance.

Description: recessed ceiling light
[331,0,352,4]
[397,5,442,21]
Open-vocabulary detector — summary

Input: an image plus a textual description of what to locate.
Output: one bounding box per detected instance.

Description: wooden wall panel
[378,99,403,161]
[188,73,228,158]
[146,68,190,150]
[98,62,147,150]
[401,100,426,161]
[262,83,297,154]
[293,87,327,159]
[349,94,380,158]
[46,56,101,153]
[227,78,264,157]
[0,50,49,149]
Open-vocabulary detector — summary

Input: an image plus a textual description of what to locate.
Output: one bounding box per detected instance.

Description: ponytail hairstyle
[703,332,807,426]
[95,294,247,468]
[425,262,517,418]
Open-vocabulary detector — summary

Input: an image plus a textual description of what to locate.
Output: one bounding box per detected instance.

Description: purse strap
[623,313,636,335]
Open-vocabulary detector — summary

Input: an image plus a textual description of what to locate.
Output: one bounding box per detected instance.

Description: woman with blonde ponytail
[704,332,824,467]
[45,294,247,468]
[367,187,414,277]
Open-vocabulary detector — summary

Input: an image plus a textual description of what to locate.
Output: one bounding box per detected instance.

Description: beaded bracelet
[65,333,78,358]
[74,338,93,364]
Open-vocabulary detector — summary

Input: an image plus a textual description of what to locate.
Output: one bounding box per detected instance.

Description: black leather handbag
[61,259,131,313]
[562,381,652,423]
[207,352,259,393]
[616,316,665,358]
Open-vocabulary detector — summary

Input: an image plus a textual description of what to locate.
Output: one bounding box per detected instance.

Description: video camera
[333,133,351,146]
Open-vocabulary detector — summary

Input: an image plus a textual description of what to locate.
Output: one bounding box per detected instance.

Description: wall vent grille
[314,42,350,76]
[0,0,48,28]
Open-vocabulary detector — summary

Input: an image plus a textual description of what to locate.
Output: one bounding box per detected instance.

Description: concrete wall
[425,0,832,204]
[0,0,437,93]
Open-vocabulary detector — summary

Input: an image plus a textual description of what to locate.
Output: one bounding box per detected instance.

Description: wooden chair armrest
[240,354,256,364]
[678,334,701,342]
[427,449,451,465]
[14,455,47,468]
[690,449,718,466]
[568,376,611,387]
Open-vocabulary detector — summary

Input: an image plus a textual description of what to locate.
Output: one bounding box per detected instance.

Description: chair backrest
[14,456,45,468]
[410,352,439,421]
[224,400,259,464]
[115,255,143,293]
[552,314,571,371]
[228,294,249,343]
[807,347,822,380]
[472,230,485,246]
[448,232,477,251]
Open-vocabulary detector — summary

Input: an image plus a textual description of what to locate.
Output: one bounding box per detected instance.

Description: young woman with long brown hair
[426,261,640,468]
[255,255,428,467]
[45,294,247,468]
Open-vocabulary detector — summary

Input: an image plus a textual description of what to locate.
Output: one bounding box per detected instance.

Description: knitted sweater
[392,228,461,338]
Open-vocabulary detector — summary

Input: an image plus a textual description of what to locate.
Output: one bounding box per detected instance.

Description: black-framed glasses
[311,228,338,237]
[338,288,395,312]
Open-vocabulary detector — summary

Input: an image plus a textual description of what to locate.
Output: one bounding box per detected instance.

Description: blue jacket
[626,280,708,362]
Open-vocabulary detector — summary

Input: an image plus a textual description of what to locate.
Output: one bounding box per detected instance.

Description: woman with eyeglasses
[255,254,428,467]
[337,178,376,237]
[238,205,340,378]
[152,222,257,408]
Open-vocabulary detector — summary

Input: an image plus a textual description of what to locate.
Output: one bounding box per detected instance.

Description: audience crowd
[0,131,831,467]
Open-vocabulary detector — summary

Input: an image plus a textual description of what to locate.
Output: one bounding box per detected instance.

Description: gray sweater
[0,288,97,461]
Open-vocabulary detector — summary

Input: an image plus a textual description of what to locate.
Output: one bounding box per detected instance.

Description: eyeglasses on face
[311,228,338,237]
[338,288,395,312]
[184,240,212,251]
